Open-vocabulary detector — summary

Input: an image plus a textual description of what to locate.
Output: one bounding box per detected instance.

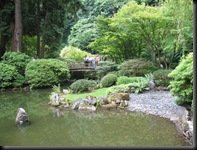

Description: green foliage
[59,46,91,62]
[22,35,37,57]
[106,84,132,95]
[116,76,133,85]
[96,60,118,78]
[89,0,192,68]
[1,51,31,75]
[107,77,149,95]
[118,59,158,76]
[116,76,147,85]
[25,59,70,89]
[52,84,61,94]
[168,53,193,105]
[132,78,149,94]
[67,0,134,53]
[153,69,173,87]
[144,73,154,81]
[68,17,98,52]
[0,63,25,89]
[100,74,117,87]
[70,79,97,93]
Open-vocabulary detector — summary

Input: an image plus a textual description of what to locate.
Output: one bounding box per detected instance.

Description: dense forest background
[0,0,193,68]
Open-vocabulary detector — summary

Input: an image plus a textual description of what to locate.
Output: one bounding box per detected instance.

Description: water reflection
[0,89,187,146]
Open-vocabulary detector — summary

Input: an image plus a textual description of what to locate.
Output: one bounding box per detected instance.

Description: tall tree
[13,0,23,52]
[0,0,15,58]
[37,0,40,58]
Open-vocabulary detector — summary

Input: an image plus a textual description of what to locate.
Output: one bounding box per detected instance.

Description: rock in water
[15,108,29,126]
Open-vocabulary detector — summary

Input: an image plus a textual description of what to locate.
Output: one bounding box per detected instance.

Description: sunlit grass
[64,87,109,101]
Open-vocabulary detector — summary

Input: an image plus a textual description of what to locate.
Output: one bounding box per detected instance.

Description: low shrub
[116,76,131,85]
[25,59,70,88]
[96,61,118,78]
[1,51,31,75]
[70,79,97,93]
[116,76,147,85]
[100,74,117,87]
[153,69,173,87]
[168,52,193,106]
[59,46,91,62]
[0,63,25,89]
[106,84,132,95]
[107,77,149,95]
[118,58,158,76]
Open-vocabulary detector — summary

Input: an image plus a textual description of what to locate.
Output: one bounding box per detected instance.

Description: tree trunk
[41,10,48,58]
[0,34,7,59]
[36,0,40,58]
[14,0,22,52]
[11,20,15,51]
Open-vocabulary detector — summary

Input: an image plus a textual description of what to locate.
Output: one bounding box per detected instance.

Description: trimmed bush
[25,59,70,88]
[153,69,173,87]
[96,61,118,78]
[118,58,158,76]
[168,52,193,105]
[106,84,132,95]
[116,76,146,85]
[0,63,25,89]
[107,77,149,95]
[1,51,31,75]
[59,46,91,62]
[70,79,97,93]
[100,74,117,87]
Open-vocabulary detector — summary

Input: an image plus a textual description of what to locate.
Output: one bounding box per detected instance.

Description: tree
[89,1,192,68]
[13,0,23,52]
[0,0,15,58]
[68,17,98,53]
[67,0,135,54]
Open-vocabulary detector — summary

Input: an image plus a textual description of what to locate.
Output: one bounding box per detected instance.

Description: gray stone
[15,108,29,126]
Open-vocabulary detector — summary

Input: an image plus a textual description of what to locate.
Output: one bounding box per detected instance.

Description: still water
[0,88,187,146]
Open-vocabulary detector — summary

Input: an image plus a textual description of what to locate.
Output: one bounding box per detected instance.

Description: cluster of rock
[48,90,130,111]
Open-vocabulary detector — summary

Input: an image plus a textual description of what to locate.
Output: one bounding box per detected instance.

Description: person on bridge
[84,55,90,67]
[95,55,100,66]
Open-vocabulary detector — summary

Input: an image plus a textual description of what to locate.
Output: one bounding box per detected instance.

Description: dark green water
[0,88,188,146]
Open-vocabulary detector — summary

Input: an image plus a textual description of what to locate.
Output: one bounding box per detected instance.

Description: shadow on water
[0,88,189,146]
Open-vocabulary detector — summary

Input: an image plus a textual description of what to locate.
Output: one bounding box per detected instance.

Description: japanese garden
[0,0,194,147]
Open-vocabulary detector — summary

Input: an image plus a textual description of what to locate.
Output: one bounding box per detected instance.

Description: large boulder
[15,108,29,126]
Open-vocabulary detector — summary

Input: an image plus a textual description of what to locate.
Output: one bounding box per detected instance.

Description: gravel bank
[127,90,187,119]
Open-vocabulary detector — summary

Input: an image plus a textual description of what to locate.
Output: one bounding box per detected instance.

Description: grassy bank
[65,88,109,101]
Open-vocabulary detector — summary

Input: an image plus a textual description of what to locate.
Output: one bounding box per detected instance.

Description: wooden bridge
[69,62,96,71]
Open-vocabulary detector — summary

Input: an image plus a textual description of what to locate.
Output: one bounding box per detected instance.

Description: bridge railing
[68,61,95,70]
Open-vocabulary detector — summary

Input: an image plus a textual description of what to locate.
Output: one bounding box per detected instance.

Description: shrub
[168,53,193,105]
[1,51,31,75]
[116,76,133,85]
[107,78,149,95]
[118,58,158,76]
[25,59,70,88]
[116,76,147,85]
[106,84,132,95]
[59,46,91,62]
[100,74,117,87]
[96,61,118,78]
[70,79,97,93]
[0,63,25,89]
[153,69,173,87]
[131,78,149,94]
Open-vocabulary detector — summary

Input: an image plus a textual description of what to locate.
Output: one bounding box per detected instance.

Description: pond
[0,88,188,147]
